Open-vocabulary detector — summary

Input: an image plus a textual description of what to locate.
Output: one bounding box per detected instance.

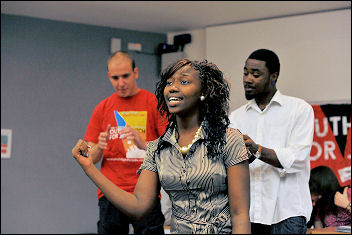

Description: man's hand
[119,125,146,150]
[243,134,260,155]
[243,134,282,168]
[98,125,111,150]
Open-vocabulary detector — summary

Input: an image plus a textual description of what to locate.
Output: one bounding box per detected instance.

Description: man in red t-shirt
[82,51,166,234]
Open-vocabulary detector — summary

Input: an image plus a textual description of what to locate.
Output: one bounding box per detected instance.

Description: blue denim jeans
[271,216,307,234]
[97,196,165,234]
[251,216,307,234]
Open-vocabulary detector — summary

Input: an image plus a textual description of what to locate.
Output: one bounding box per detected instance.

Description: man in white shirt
[229,49,314,234]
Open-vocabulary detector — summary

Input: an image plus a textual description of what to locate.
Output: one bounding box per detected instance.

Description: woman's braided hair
[154,59,230,159]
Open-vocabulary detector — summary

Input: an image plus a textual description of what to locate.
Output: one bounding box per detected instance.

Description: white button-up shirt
[229,90,314,225]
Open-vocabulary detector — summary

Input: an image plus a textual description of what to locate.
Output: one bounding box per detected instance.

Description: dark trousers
[97,196,165,234]
[251,216,307,234]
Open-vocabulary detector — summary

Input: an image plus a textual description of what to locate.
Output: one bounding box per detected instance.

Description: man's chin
[117,91,129,98]
[245,93,255,100]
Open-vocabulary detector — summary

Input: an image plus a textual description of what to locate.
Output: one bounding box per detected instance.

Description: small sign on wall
[1,129,12,159]
[111,38,121,54]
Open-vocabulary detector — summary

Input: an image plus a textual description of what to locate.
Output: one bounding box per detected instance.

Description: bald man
[79,51,166,234]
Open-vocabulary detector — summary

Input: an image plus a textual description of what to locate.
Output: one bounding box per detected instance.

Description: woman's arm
[72,139,159,221]
[85,125,110,164]
[227,160,251,234]
[86,142,104,164]
[314,220,323,229]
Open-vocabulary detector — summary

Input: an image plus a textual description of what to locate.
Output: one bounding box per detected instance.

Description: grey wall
[1,14,166,234]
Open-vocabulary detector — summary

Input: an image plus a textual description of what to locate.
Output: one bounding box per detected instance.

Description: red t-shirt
[84,89,166,199]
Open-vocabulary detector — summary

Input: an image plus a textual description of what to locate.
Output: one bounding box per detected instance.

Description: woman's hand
[334,187,350,209]
[72,139,94,172]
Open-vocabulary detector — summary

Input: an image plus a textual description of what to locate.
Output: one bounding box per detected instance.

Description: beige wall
[167,29,206,61]
[169,9,351,112]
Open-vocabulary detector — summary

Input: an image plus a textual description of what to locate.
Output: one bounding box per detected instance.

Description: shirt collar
[245,90,283,112]
[161,121,207,146]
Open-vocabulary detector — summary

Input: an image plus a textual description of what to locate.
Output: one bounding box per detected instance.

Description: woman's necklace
[179,125,202,155]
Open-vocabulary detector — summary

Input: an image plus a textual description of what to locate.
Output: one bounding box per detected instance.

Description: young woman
[72,59,250,234]
[309,166,351,228]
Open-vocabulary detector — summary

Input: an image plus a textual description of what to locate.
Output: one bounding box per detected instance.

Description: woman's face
[163,65,202,116]
[311,193,322,206]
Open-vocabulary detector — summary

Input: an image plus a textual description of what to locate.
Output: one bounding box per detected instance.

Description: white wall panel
[206,10,351,111]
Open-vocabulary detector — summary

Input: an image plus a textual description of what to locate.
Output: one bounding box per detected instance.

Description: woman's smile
[167,96,183,106]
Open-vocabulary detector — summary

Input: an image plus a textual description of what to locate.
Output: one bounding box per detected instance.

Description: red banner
[310,104,351,186]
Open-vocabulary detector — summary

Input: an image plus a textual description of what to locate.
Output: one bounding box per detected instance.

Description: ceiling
[1,1,351,34]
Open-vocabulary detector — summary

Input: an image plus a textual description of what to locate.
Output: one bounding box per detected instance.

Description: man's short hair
[248,49,280,77]
[107,51,136,70]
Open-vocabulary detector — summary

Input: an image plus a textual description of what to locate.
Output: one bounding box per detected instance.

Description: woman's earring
[200,95,205,101]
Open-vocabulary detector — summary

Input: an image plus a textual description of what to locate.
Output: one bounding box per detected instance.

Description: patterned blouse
[323,208,351,227]
[139,122,249,234]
